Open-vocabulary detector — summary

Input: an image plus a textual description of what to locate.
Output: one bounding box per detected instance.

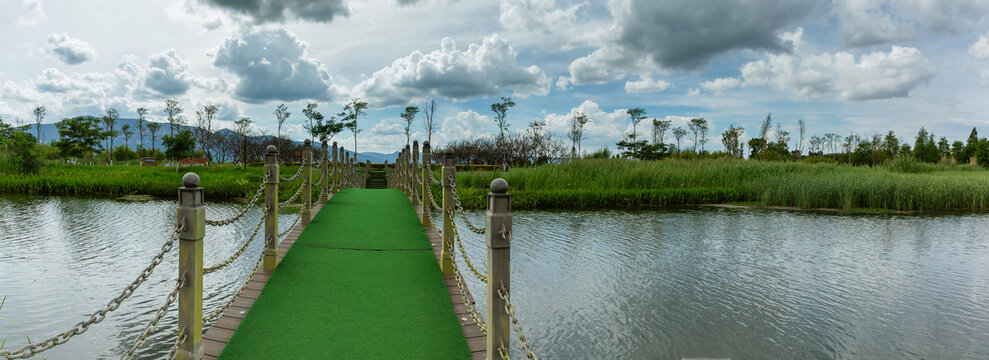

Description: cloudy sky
[2,0,989,153]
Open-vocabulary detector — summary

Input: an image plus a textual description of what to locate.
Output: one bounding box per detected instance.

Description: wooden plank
[200,198,328,357]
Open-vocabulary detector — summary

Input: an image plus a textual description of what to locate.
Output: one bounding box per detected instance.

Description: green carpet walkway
[217,188,472,359]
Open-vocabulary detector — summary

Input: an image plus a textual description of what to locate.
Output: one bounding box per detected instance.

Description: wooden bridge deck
[203,188,483,359]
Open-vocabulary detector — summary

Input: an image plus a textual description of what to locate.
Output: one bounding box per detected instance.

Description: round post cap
[423,140,430,147]
[444,148,454,156]
[304,139,311,145]
[183,172,201,188]
[490,178,508,193]
[266,145,277,153]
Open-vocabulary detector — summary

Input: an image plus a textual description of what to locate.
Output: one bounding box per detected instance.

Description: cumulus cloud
[212,27,341,104]
[46,33,97,65]
[726,29,935,101]
[699,77,742,95]
[196,0,349,24]
[541,100,629,148]
[565,0,816,86]
[353,35,551,107]
[833,0,913,48]
[969,34,989,60]
[17,0,44,26]
[500,0,583,48]
[433,110,493,144]
[370,120,405,136]
[624,75,670,93]
[145,50,192,96]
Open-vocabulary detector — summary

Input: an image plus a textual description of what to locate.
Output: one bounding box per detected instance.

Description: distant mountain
[23,117,399,163]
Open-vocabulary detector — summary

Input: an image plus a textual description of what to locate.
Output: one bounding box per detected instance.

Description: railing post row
[263,145,279,272]
[332,142,339,194]
[365,160,371,188]
[321,141,329,203]
[176,172,205,360]
[302,140,312,225]
[440,148,455,275]
[422,141,432,227]
[412,140,420,207]
[485,178,512,360]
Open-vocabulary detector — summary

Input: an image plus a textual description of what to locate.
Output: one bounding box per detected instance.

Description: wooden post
[339,147,346,189]
[365,160,371,188]
[321,141,329,203]
[332,142,339,194]
[302,139,312,225]
[440,148,455,275]
[176,172,204,360]
[422,141,432,227]
[263,145,279,272]
[411,140,420,207]
[486,178,512,360]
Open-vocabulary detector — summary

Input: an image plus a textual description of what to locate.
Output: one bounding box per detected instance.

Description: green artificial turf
[218,188,472,359]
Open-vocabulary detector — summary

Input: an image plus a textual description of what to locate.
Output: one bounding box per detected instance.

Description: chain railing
[204,252,264,323]
[498,286,539,360]
[203,210,266,275]
[279,176,308,207]
[121,275,185,360]
[279,163,304,182]
[206,173,267,226]
[436,225,487,334]
[448,175,486,234]
[0,222,184,360]
[447,209,488,283]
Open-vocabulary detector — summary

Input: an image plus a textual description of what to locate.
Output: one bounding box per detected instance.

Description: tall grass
[447,158,989,211]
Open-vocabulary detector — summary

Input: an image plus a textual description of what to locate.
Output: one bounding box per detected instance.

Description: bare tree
[422,99,438,144]
[626,108,646,141]
[234,116,254,169]
[194,104,218,161]
[567,111,589,159]
[33,106,45,143]
[147,122,161,153]
[274,104,290,141]
[401,105,419,146]
[164,99,183,137]
[136,107,148,149]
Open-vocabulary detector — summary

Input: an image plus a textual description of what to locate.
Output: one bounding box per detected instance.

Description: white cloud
[969,34,989,60]
[699,77,741,95]
[433,110,493,144]
[212,27,343,104]
[17,0,45,26]
[46,33,97,65]
[145,49,192,96]
[833,0,914,48]
[833,0,989,46]
[499,0,584,48]
[623,75,671,93]
[353,35,551,107]
[541,100,628,148]
[195,0,349,24]
[370,119,404,136]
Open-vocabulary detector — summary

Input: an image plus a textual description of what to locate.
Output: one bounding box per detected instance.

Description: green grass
[218,189,470,359]
[438,158,989,211]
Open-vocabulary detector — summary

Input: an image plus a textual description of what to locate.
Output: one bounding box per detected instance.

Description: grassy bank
[445,158,989,211]
[0,163,317,204]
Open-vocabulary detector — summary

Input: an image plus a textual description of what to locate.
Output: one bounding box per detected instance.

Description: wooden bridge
[0,140,536,360]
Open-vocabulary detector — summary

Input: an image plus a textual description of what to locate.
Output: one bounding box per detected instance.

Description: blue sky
[2,0,989,153]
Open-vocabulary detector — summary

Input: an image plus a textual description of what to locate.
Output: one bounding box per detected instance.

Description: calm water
[3,196,989,359]
[0,195,297,359]
[447,208,989,360]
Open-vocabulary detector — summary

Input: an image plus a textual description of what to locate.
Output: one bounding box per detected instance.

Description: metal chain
[280,164,304,182]
[166,328,186,360]
[278,212,302,238]
[206,173,267,227]
[279,177,308,207]
[498,345,511,360]
[435,227,487,334]
[449,175,486,234]
[429,187,442,211]
[204,251,264,323]
[428,168,441,185]
[0,223,183,360]
[498,285,539,360]
[448,210,488,283]
[204,210,266,275]
[121,275,184,360]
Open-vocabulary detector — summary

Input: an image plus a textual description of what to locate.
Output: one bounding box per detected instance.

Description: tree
[103,108,119,164]
[194,104,218,161]
[302,102,322,141]
[33,106,46,144]
[775,123,789,152]
[882,131,899,158]
[401,105,419,146]
[672,127,687,154]
[796,119,806,155]
[234,116,254,169]
[626,108,646,141]
[147,121,161,152]
[136,107,148,149]
[760,113,772,140]
[528,120,546,164]
[55,116,106,159]
[721,125,744,158]
[698,119,710,152]
[490,96,516,141]
[687,118,707,152]
[965,127,979,163]
[652,118,671,145]
[567,111,589,159]
[312,114,344,144]
[339,98,368,154]
[422,99,438,144]
[162,129,196,160]
[164,99,183,137]
[121,124,133,149]
[274,104,290,141]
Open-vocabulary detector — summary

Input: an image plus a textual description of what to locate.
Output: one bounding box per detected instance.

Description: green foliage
[162,129,196,160]
[55,116,107,159]
[615,139,671,160]
[2,131,43,174]
[588,148,612,159]
[112,145,137,161]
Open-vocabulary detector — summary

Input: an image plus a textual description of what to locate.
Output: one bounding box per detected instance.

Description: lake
[3,195,989,359]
